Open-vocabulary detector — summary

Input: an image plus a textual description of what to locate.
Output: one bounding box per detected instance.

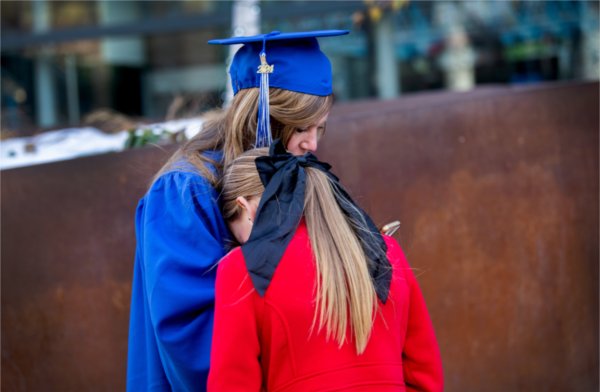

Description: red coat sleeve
[208,249,263,392]
[385,237,444,392]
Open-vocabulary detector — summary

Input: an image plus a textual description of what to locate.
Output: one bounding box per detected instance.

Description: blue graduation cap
[209,30,349,147]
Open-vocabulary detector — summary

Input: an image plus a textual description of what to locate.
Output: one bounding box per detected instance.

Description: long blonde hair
[221,149,378,354]
[154,88,333,187]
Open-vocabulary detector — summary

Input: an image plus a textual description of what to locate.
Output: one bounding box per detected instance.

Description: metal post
[65,54,80,125]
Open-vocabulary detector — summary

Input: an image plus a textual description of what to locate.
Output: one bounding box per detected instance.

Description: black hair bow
[241,140,392,303]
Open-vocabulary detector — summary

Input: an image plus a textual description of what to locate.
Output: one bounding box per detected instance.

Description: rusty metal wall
[2,82,598,391]
[323,81,599,391]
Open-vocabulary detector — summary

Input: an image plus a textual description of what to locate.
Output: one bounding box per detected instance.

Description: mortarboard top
[208,30,349,147]
[208,30,349,96]
[208,30,349,45]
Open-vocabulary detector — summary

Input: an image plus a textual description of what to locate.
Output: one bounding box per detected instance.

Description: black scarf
[241,140,392,303]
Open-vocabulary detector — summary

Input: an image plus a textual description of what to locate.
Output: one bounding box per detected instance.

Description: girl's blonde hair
[222,149,378,354]
[154,88,333,186]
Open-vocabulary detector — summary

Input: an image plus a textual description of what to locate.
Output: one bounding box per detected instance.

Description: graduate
[209,142,444,391]
[126,30,349,391]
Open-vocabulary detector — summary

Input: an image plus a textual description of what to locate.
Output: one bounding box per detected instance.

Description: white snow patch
[0,118,203,170]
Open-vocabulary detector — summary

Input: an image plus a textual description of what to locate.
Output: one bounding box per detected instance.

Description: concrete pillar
[374,13,399,99]
[579,2,600,80]
[33,0,58,128]
[224,0,261,106]
[581,32,600,80]
[97,1,144,66]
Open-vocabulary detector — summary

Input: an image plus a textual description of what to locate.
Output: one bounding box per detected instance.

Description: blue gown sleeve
[128,170,227,391]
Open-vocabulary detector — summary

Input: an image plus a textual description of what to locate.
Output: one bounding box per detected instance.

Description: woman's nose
[301,128,318,153]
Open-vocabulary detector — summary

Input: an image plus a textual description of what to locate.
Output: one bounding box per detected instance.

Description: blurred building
[1,0,598,135]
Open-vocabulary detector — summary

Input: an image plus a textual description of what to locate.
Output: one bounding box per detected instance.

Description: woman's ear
[236,196,259,221]
[236,196,252,216]
[229,196,255,245]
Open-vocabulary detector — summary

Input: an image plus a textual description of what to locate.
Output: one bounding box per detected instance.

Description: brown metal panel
[1,146,175,391]
[1,82,598,391]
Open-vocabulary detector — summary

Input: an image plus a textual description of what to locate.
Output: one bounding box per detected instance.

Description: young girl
[209,142,443,391]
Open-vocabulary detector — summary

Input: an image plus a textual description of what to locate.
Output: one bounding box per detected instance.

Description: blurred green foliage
[124,128,187,149]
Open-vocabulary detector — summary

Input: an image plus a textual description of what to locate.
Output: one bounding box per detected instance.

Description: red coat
[208,222,443,392]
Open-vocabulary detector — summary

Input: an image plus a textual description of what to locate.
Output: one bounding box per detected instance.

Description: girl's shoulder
[218,247,245,273]
[382,234,410,270]
[216,247,258,299]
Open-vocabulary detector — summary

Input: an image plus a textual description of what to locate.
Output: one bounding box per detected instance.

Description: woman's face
[285,112,329,156]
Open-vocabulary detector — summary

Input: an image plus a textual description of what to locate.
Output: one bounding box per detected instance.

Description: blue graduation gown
[127,158,229,392]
